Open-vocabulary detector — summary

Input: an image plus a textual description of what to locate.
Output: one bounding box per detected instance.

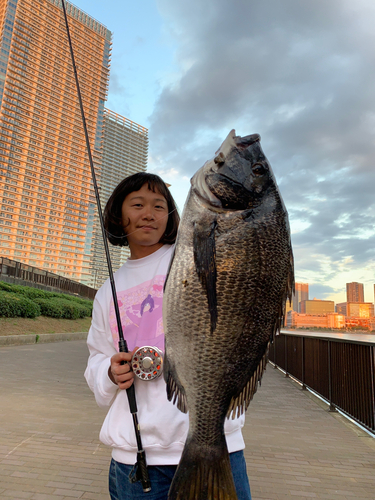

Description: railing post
[285,334,289,377]
[370,345,375,432]
[301,336,306,390]
[328,340,336,412]
[273,335,278,368]
[273,337,278,368]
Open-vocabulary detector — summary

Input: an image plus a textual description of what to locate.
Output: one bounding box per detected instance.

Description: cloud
[108,71,128,97]
[149,0,375,300]
[309,284,340,301]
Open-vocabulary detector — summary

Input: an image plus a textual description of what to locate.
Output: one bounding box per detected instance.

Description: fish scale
[163,130,294,500]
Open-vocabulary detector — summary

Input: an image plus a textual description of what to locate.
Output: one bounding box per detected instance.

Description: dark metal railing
[0,257,96,300]
[269,331,375,435]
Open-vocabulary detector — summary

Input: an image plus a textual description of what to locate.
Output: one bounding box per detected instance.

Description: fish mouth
[234,133,261,150]
[191,131,263,211]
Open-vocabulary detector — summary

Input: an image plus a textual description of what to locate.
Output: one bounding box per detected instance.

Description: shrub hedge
[34,298,92,320]
[0,282,93,319]
[0,291,41,318]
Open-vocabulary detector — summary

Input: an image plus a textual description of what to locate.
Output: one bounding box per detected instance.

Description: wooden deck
[0,340,374,499]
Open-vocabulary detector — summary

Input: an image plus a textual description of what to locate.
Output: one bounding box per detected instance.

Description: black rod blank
[61,1,151,492]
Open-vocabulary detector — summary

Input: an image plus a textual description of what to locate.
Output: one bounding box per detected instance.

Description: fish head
[192,130,280,211]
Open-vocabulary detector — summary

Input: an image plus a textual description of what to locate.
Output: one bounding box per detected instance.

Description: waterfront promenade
[0,339,374,500]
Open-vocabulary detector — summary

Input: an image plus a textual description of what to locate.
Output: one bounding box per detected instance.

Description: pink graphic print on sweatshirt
[109,275,165,352]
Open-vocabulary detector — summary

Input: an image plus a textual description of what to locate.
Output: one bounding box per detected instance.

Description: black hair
[103,172,180,247]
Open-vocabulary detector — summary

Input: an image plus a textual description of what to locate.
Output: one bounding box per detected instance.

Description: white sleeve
[84,294,119,408]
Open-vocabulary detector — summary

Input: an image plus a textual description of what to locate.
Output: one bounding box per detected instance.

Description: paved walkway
[0,340,374,500]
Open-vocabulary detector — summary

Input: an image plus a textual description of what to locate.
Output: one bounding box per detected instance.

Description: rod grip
[138,450,151,492]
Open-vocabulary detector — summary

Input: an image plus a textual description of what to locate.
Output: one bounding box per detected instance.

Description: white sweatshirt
[84,244,245,466]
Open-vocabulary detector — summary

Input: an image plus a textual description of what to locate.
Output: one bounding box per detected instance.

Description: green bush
[34,297,92,319]
[0,291,41,318]
[34,298,64,318]
[0,282,16,293]
[0,281,49,299]
[19,287,49,300]
[0,282,93,319]
[49,292,93,306]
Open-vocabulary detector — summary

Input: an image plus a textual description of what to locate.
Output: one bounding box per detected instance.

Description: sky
[74,0,375,305]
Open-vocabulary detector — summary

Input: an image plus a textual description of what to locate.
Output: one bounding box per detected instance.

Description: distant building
[87,110,149,288]
[292,282,309,312]
[347,302,374,318]
[287,311,345,329]
[327,313,346,329]
[346,282,364,303]
[346,317,373,330]
[283,298,293,326]
[336,301,374,318]
[300,299,334,315]
[336,302,347,315]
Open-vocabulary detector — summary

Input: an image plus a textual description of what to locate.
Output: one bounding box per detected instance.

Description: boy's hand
[109,348,137,390]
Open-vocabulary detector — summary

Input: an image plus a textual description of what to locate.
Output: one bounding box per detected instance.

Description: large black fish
[163,130,294,500]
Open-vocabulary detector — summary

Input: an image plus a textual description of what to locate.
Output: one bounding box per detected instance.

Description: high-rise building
[0,0,111,283]
[87,109,149,288]
[346,282,364,303]
[300,299,334,315]
[292,282,309,312]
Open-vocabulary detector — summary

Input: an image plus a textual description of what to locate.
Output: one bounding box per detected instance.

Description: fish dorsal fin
[193,219,218,333]
[226,343,269,420]
[163,349,188,414]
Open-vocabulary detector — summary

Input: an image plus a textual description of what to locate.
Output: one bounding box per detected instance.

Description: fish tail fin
[168,435,237,500]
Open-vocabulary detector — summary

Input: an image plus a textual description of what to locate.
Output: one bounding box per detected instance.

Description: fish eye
[252,164,266,176]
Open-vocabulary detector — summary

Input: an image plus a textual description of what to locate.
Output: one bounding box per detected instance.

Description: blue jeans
[109,450,251,500]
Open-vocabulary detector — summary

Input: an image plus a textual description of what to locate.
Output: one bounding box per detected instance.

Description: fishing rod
[61,0,151,492]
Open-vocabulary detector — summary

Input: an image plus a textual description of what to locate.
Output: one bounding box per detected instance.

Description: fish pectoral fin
[163,354,188,413]
[226,343,270,420]
[193,219,218,333]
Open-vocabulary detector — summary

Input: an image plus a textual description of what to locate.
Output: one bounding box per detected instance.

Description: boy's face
[121,183,169,257]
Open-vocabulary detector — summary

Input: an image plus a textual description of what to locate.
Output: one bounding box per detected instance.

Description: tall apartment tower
[0,0,111,283]
[292,282,309,312]
[346,282,364,303]
[88,109,148,288]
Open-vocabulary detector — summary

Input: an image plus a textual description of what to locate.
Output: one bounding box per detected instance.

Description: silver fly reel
[131,346,164,381]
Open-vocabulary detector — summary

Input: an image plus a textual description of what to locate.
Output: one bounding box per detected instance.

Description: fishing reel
[131,346,164,381]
